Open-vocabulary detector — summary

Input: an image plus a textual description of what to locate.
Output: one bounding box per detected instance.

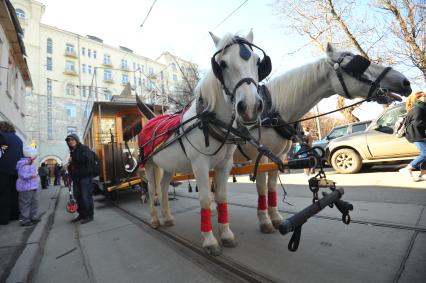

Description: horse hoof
[164,219,174,227]
[203,245,222,256]
[151,220,160,229]
[272,219,282,229]
[260,223,276,234]
[221,238,237,248]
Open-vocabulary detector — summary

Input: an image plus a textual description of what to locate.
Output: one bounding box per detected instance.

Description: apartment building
[0,0,32,139]
[11,0,198,164]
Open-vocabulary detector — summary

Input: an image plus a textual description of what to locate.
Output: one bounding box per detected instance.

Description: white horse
[143,31,267,255]
[234,43,412,233]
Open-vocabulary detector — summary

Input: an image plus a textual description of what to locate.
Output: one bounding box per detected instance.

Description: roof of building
[2,0,32,86]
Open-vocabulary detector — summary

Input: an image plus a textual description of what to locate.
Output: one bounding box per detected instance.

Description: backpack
[91,150,102,177]
[394,114,407,138]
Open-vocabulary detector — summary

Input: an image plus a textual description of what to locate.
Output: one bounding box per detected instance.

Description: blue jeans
[72,176,94,219]
[409,141,426,169]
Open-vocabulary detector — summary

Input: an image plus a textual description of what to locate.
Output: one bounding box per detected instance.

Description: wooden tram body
[82,95,163,196]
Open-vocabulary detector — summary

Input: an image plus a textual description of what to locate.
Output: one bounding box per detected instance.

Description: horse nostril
[402,79,410,87]
[257,100,264,113]
[237,101,246,114]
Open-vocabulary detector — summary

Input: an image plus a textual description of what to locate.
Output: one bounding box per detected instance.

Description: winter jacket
[16,158,39,192]
[0,132,23,175]
[405,102,426,143]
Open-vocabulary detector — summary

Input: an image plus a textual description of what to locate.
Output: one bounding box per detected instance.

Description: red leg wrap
[258,195,267,210]
[201,208,212,232]
[217,202,228,224]
[268,191,277,207]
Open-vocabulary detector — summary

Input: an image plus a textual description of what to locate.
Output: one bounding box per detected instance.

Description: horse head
[326,43,412,104]
[209,30,270,125]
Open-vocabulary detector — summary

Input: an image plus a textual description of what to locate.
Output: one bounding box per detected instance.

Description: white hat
[23,146,38,158]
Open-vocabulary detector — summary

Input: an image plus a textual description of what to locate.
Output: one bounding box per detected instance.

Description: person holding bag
[399,91,426,181]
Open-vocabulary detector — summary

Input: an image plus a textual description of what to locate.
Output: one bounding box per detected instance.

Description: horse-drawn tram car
[82,92,164,199]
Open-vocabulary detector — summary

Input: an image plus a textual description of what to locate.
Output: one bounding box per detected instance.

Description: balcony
[120,65,130,72]
[102,61,113,67]
[63,68,78,76]
[64,50,78,58]
[103,78,114,84]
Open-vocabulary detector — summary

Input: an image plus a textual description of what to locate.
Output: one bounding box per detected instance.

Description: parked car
[313,120,372,152]
[326,103,419,174]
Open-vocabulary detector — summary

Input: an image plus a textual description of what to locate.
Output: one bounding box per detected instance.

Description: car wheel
[331,148,362,174]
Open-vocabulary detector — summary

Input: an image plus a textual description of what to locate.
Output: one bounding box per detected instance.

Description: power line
[140,0,158,29]
[211,0,249,31]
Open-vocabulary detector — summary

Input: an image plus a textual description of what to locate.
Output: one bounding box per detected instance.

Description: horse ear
[245,28,254,43]
[209,31,221,47]
[326,43,334,54]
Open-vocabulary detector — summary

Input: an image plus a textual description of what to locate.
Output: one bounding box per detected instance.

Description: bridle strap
[224,77,258,100]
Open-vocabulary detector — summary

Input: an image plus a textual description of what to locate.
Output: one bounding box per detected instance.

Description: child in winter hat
[16,146,40,226]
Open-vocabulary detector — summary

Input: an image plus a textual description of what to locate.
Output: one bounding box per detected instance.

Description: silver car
[326,103,419,174]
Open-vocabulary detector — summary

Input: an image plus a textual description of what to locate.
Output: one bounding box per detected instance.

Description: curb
[6,187,61,283]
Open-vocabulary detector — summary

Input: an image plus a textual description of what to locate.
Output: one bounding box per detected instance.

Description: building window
[81,47,85,56]
[93,50,97,59]
[67,126,77,135]
[141,65,144,73]
[103,54,111,65]
[65,43,75,53]
[133,62,136,70]
[104,69,112,81]
[47,79,52,94]
[122,74,129,84]
[160,71,164,80]
[171,63,177,71]
[121,59,128,69]
[88,49,91,58]
[65,61,75,72]
[47,38,53,54]
[88,65,92,74]
[15,9,25,18]
[173,74,177,81]
[80,86,86,97]
[65,104,77,118]
[149,67,154,75]
[103,90,112,101]
[66,83,75,95]
[138,77,141,86]
[46,57,52,71]
[82,64,86,73]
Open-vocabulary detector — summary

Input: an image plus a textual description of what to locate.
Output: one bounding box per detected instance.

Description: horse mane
[266,58,330,112]
[196,33,237,111]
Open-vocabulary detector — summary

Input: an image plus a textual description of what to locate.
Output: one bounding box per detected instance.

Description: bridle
[332,53,392,103]
[211,37,272,102]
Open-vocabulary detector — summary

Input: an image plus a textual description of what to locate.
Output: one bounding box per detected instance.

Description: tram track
[110,201,279,283]
[176,194,426,233]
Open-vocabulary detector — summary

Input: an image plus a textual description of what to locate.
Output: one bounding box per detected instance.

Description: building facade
[0,0,32,139]
[11,0,198,164]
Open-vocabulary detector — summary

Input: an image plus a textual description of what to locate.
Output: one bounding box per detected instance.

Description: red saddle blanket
[138,114,182,164]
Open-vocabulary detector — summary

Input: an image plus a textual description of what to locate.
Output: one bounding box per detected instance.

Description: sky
[36,0,422,121]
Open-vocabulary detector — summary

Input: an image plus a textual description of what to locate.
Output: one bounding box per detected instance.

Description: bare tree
[274,0,425,122]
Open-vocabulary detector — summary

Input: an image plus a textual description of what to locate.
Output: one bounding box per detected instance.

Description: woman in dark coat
[400,91,426,182]
[0,121,23,224]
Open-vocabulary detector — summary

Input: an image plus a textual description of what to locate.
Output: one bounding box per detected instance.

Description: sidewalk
[0,186,60,283]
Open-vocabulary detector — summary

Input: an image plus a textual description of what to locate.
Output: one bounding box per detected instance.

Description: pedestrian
[66,133,95,224]
[302,126,314,175]
[16,146,40,226]
[0,121,23,225]
[54,163,62,186]
[399,91,426,181]
[38,163,49,189]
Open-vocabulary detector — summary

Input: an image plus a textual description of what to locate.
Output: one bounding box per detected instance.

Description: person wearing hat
[16,146,40,226]
[65,133,95,224]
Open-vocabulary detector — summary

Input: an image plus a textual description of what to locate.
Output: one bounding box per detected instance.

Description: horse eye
[219,60,227,69]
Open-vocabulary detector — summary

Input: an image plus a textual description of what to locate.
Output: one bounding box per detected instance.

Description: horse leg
[214,161,236,248]
[193,163,221,256]
[267,170,283,229]
[160,171,174,226]
[145,161,162,228]
[256,171,275,233]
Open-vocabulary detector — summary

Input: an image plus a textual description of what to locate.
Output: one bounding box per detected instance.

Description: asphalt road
[32,165,425,283]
